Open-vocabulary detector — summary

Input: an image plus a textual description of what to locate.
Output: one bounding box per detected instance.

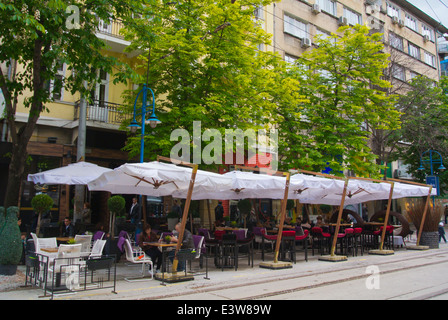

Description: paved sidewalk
[1,236,447,300]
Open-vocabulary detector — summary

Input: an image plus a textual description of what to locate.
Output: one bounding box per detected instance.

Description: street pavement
[2,234,448,302]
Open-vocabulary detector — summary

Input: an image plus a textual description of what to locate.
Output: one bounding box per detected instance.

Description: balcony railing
[97,18,125,39]
[74,100,132,126]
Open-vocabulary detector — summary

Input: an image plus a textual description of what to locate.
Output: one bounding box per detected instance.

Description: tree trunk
[3,140,29,208]
[3,37,46,208]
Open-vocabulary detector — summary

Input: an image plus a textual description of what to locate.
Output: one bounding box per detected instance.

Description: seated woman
[138,224,162,272]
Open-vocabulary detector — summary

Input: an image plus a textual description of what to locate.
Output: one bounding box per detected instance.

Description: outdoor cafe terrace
[22,157,437,298]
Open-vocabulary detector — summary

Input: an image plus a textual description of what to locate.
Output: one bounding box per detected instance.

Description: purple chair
[93,231,105,241]
[233,229,246,241]
[198,228,212,240]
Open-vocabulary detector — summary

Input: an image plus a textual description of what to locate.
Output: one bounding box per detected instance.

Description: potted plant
[407,200,443,249]
[167,211,179,231]
[0,207,23,275]
[31,194,54,236]
[107,195,126,238]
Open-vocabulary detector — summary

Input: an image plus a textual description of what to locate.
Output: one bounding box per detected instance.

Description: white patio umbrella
[289,173,436,206]
[27,161,112,185]
[87,161,232,197]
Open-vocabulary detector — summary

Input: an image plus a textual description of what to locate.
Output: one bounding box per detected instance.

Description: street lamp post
[127,83,161,227]
[418,149,446,196]
[128,83,161,163]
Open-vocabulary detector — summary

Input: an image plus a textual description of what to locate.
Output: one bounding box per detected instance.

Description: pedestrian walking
[439,222,447,243]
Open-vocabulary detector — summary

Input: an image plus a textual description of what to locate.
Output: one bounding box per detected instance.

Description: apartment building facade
[0,19,139,229]
[256,0,447,180]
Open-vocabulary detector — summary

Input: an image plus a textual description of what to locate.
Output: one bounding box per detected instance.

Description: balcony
[96,18,131,54]
[97,18,125,39]
[74,100,132,127]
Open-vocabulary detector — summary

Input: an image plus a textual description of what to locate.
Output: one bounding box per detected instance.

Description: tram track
[143,249,448,300]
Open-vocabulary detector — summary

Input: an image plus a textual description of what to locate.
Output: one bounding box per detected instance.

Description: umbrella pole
[386,178,433,251]
[417,187,433,246]
[369,182,395,255]
[319,177,349,262]
[274,173,290,263]
[407,186,433,251]
[260,173,293,270]
[172,164,198,274]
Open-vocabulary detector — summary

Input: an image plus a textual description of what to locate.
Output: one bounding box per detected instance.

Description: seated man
[169,222,195,271]
[61,217,75,237]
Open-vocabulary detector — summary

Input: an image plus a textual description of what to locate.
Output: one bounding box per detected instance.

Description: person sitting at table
[315,216,325,228]
[61,217,75,238]
[138,224,162,272]
[169,222,195,271]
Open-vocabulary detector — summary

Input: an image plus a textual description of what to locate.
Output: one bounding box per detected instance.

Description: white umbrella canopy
[213,170,290,200]
[392,181,436,199]
[87,161,233,197]
[289,173,436,206]
[27,161,113,185]
[289,173,346,203]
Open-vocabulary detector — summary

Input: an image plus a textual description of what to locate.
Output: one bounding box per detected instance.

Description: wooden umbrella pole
[330,178,349,256]
[416,186,433,246]
[273,172,290,263]
[155,155,198,273]
[379,182,394,251]
[172,164,198,273]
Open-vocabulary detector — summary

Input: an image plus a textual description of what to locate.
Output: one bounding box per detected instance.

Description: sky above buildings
[407,0,448,31]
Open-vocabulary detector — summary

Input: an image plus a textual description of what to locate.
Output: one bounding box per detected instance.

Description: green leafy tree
[277,25,400,177]
[121,0,302,167]
[395,76,448,193]
[0,0,140,208]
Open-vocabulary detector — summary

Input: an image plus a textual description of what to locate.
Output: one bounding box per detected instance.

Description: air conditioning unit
[311,4,321,14]
[392,16,399,24]
[301,37,312,48]
[338,16,348,26]
[366,5,376,15]
[423,34,430,42]
[398,19,405,28]
[365,0,377,5]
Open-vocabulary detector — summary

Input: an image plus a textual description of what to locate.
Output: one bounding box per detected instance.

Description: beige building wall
[262,0,445,83]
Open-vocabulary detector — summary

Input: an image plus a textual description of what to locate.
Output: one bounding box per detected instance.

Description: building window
[389,32,404,51]
[46,61,65,101]
[343,7,361,26]
[424,51,436,67]
[284,14,308,39]
[405,14,418,32]
[409,71,420,80]
[422,24,434,41]
[386,2,400,19]
[315,29,336,44]
[408,42,420,60]
[392,64,405,81]
[284,54,298,64]
[254,5,264,20]
[316,0,336,16]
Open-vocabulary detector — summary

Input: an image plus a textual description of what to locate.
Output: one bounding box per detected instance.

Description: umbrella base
[155,272,194,283]
[259,261,293,270]
[318,255,347,262]
[406,245,430,251]
[369,249,394,255]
